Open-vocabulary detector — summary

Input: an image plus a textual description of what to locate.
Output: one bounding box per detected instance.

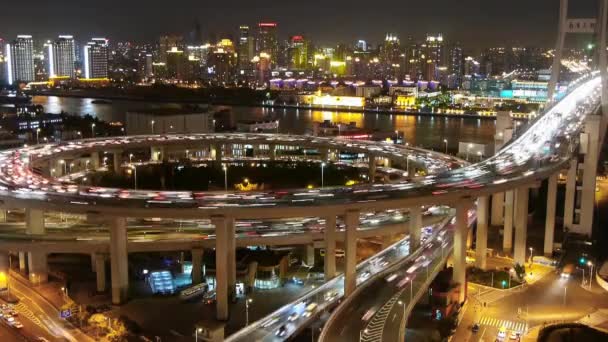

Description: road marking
[478,316,527,333]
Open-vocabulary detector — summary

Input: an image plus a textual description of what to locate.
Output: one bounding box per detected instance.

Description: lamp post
[223,165,228,192]
[36,128,40,145]
[466,143,473,161]
[563,286,567,306]
[477,151,482,161]
[91,123,96,137]
[151,120,155,134]
[129,153,134,164]
[321,162,326,188]
[529,247,534,266]
[443,139,448,154]
[195,327,203,342]
[131,165,137,190]
[245,298,253,325]
[69,162,75,174]
[588,261,594,290]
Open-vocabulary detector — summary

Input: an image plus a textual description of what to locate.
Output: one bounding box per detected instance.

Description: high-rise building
[238,26,255,73]
[424,34,444,81]
[356,40,367,52]
[256,22,278,67]
[6,35,35,84]
[83,38,109,79]
[447,42,464,88]
[208,39,236,83]
[159,35,184,63]
[0,38,6,84]
[288,35,309,70]
[46,35,76,78]
[166,47,186,79]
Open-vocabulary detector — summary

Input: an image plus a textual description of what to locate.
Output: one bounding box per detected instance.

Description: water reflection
[31,95,497,150]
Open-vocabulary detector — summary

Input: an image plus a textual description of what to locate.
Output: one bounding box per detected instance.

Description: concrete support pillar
[544,174,558,256]
[476,196,489,270]
[324,215,337,281]
[513,187,530,266]
[453,201,471,304]
[95,254,106,293]
[503,190,514,252]
[25,209,45,235]
[491,192,504,226]
[112,151,121,173]
[564,159,577,230]
[109,217,129,305]
[305,245,315,266]
[191,248,204,285]
[90,152,100,170]
[27,252,48,284]
[344,210,359,296]
[578,115,600,235]
[409,207,422,250]
[368,156,376,182]
[0,253,8,274]
[212,215,232,320]
[226,218,236,298]
[18,252,26,272]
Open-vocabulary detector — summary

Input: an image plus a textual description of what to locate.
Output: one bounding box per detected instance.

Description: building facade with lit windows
[256,22,278,67]
[83,38,109,79]
[45,35,76,78]
[6,35,35,84]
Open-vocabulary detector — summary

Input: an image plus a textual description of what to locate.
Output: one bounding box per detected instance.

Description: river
[31,95,497,151]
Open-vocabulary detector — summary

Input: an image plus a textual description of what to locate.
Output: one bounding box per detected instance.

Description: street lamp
[588,261,594,290]
[150,120,155,134]
[223,165,228,192]
[131,165,137,190]
[91,123,96,137]
[443,139,448,154]
[321,162,326,188]
[129,154,134,164]
[529,247,534,266]
[466,143,473,161]
[195,327,203,342]
[69,162,75,174]
[245,298,253,325]
[477,151,482,161]
[36,128,40,144]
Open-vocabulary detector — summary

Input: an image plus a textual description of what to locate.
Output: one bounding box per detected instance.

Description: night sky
[0,0,599,48]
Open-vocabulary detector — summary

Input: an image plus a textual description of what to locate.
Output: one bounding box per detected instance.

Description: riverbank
[27,89,516,121]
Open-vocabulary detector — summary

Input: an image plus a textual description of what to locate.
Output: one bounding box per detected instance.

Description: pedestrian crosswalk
[478,316,527,333]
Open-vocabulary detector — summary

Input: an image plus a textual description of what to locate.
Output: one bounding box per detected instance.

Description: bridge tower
[549,0,608,237]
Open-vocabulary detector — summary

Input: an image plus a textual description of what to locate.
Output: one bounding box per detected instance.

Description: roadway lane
[8,274,93,342]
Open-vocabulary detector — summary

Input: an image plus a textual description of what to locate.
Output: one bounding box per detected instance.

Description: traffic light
[501,280,507,288]
[580,257,586,265]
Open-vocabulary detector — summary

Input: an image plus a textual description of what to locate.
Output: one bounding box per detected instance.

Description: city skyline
[0,0,598,48]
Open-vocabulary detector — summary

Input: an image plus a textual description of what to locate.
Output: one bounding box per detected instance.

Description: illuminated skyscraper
[6,35,35,84]
[46,35,76,78]
[159,35,184,63]
[238,25,255,74]
[447,42,464,88]
[83,38,109,79]
[256,22,278,67]
[424,34,444,81]
[288,35,309,70]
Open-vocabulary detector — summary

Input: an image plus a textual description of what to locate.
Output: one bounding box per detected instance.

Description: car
[275,325,287,337]
[509,331,520,340]
[303,303,318,317]
[472,323,480,333]
[497,326,507,341]
[12,321,23,329]
[287,312,300,322]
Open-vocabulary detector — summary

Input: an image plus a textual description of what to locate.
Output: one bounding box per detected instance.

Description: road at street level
[7,275,94,342]
[452,268,608,342]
